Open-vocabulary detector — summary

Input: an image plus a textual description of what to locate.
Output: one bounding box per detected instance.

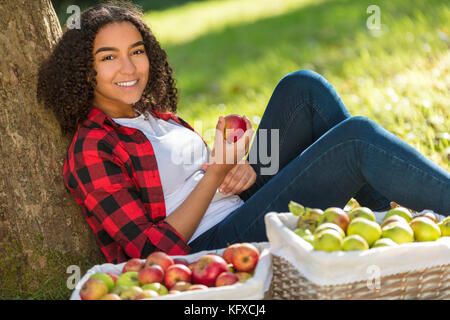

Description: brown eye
[133,49,145,55]
[101,55,114,61]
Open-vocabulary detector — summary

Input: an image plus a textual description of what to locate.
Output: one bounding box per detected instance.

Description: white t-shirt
[111,110,244,243]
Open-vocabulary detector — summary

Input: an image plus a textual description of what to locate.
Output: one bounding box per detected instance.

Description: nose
[119,55,137,75]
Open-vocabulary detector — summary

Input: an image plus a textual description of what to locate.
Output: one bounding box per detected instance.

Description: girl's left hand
[202,159,257,195]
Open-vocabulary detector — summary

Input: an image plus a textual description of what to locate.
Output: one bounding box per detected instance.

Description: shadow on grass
[52,0,208,26]
[160,0,446,111]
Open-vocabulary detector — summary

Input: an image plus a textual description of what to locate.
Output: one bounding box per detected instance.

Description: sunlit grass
[144,0,449,170]
[144,0,321,45]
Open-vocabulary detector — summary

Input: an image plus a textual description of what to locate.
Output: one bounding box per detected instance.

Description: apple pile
[79,242,260,300]
[288,200,450,252]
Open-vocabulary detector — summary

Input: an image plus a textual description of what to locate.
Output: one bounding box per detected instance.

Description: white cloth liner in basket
[70,242,272,300]
[265,210,450,286]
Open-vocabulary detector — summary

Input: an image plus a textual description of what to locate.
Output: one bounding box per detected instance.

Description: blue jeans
[189,70,450,252]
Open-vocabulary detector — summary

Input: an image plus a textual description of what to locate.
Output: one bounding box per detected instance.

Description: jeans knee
[338,116,378,141]
[277,69,327,92]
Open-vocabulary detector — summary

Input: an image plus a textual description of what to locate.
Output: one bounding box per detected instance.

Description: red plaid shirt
[63,106,207,263]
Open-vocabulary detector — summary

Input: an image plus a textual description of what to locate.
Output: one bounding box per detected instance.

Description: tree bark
[0,0,104,299]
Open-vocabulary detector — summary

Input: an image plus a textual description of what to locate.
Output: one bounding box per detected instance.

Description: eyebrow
[94,40,145,55]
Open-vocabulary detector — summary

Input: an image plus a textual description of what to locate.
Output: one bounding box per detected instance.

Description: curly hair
[37,1,178,137]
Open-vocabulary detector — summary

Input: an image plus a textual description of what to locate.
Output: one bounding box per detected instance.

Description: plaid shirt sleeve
[65,133,191,261]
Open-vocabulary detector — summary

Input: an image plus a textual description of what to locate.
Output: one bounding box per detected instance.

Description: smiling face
[92,22,149,118]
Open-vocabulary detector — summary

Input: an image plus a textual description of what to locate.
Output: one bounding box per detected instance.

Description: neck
[92,97,136,118]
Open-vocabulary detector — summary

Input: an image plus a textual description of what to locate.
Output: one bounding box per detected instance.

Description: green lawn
[143,0,449,171]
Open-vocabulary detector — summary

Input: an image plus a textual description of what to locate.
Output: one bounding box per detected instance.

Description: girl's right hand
[206,116,254,178]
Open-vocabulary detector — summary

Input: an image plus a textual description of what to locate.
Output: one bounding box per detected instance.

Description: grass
[143,0,449,171]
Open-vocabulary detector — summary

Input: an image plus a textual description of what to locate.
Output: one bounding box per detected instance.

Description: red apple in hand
[192,254,229,287]
[164,264,192,289]
[224,114,247,143]
[145,251,174,272]
[138,265,164,285]
[231,243,259,272]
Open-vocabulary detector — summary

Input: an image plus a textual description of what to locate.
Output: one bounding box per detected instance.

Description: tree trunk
[0,0,104,299]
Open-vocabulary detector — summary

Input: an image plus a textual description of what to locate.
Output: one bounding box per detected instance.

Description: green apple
[318,207,350,232]
[116,271,140,288]
[89,273,115,292]
[141,282,168,296]
[288,201,305,216]
[410,217,441,241]
[342,235,369,251]
[119,286,144,300]
[294,228,312,237]
[111,285,130,296]
[438,218,450,237]
[347,217,381,247]
[381,221,414,244]
[419,212,438,223]
[384,207,413,223]
[372,238,398,248]
[301,234,315,245]
[348,207,376,222]
[296,207,325,232]
[381,215,408,228]
[305,208,324,225]
[313,229,343,252]
[314,223,345,239]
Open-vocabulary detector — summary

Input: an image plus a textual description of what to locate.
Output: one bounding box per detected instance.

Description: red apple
[191,254,229,287]
[169,290,181,295]
[135,290,159,300]
[318,207,350,232]
[224,114,246,143]
[188,284,208,291]
[215,271,239,287]
[171,281,191,292]
[106,272,119,284]
[231,243,259,272]
[99,293,121,300]
[145,251,174,272]
[138,265,164,285]
[164,264,192,289]
[122,258,144,273]
[80,278,109,300]
[173,258,189,266]
[419,212,438,223]
[188,261,197,272]
[222,243,240,264]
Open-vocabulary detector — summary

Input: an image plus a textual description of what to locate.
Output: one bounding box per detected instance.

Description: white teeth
[116,79,138,87]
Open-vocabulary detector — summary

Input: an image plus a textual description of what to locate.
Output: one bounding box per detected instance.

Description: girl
[38,2,449,263]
